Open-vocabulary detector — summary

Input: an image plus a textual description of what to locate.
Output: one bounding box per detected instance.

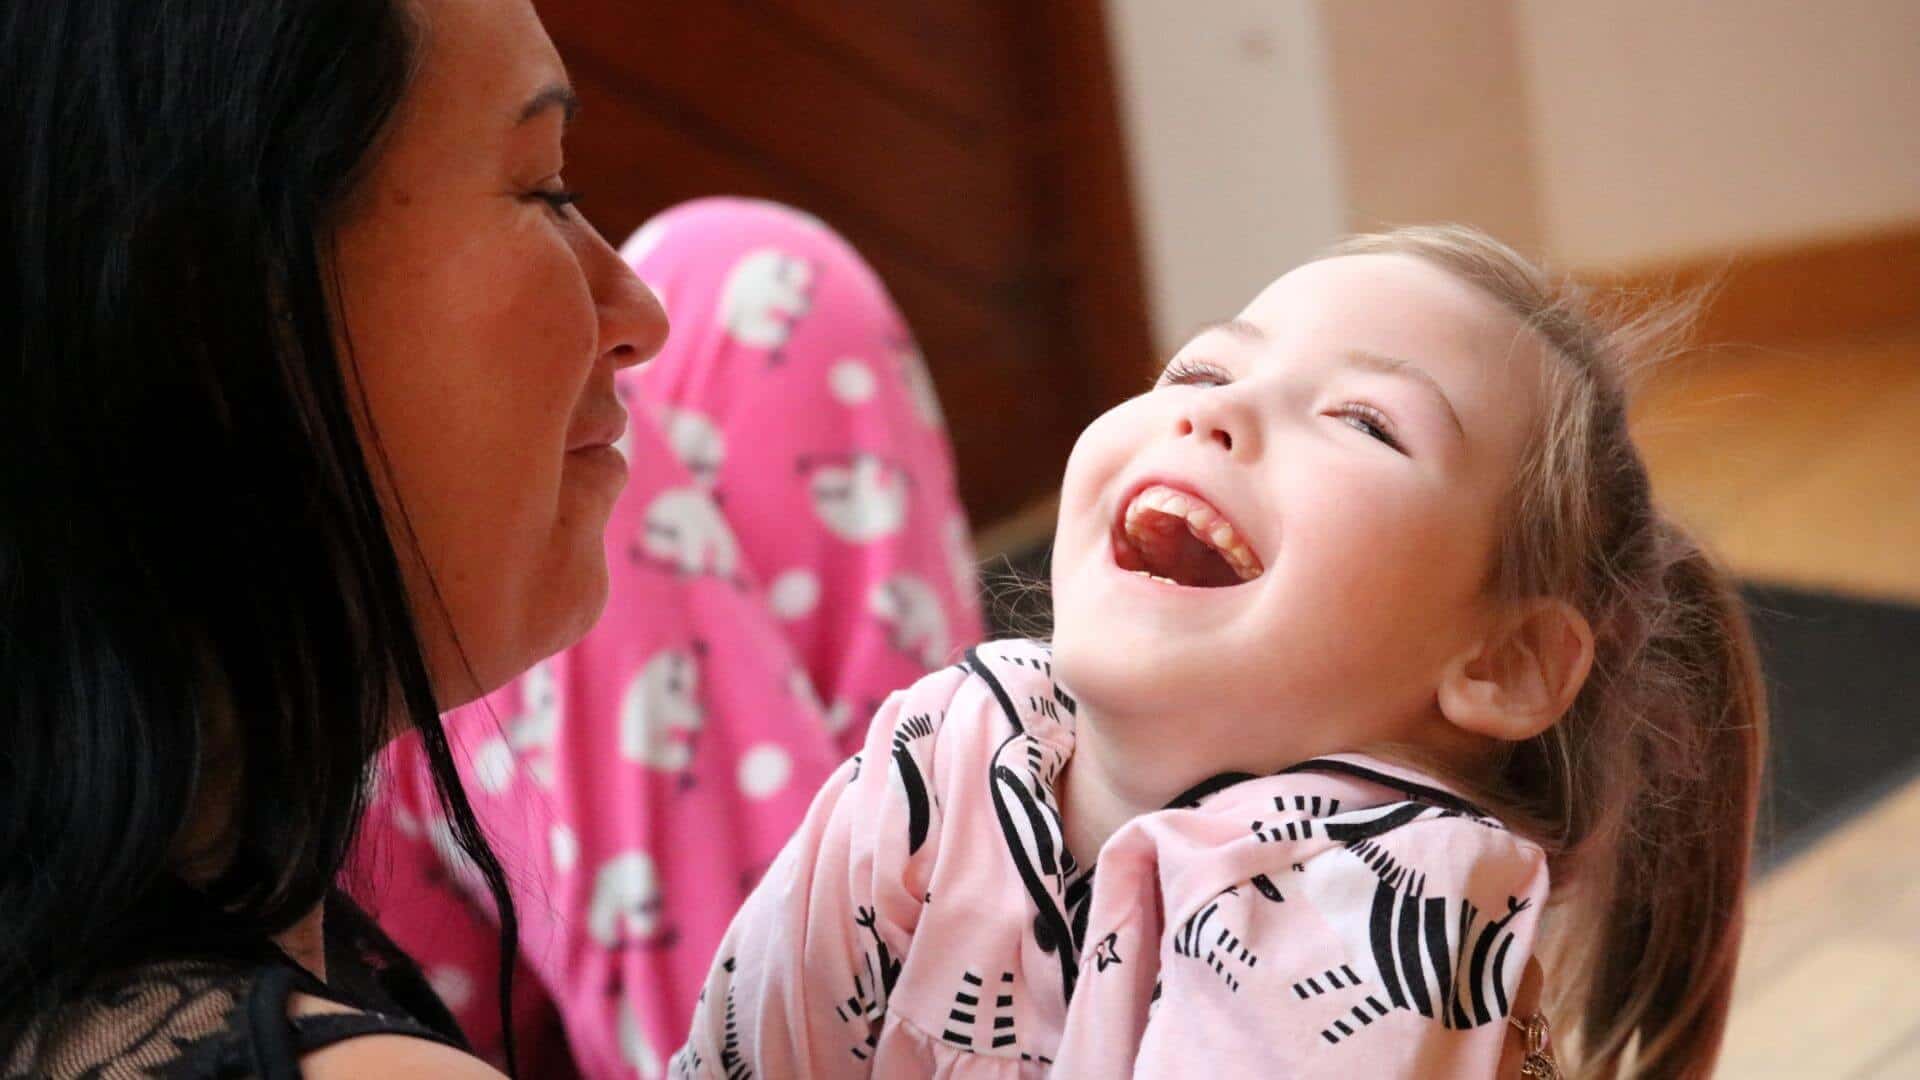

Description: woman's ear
[1438,599,1594,742]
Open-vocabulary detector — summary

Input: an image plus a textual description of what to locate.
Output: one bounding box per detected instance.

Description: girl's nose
[1174,394,1258,459]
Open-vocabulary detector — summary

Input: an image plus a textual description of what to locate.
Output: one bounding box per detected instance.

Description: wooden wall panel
[540,0,1153,526]
[543,2,1030,282]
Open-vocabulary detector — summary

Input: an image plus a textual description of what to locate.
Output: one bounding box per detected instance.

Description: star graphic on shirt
[1093,931,1122,972]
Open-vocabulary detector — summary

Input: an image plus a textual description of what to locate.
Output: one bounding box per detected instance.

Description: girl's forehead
[1236,255,1546,389]
[1241,255,1518,346]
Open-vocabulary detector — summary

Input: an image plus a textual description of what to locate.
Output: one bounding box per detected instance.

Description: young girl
[672,226,1766,1078]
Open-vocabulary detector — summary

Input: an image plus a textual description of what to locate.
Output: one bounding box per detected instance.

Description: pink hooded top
[672,640,1549,1077]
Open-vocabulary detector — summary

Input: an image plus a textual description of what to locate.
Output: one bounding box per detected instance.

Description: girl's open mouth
[1111,483,1264,588]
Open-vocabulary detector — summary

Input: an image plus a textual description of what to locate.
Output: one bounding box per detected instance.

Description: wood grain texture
[1596,223,1920,351]
[538,0,1154,526]
[1721,773,1920,1077]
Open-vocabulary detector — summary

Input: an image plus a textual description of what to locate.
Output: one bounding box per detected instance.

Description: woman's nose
[585,227,669,372]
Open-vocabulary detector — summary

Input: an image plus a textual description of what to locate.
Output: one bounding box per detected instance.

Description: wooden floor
[1631,328,1920,1077]
[1632,330,1920,602]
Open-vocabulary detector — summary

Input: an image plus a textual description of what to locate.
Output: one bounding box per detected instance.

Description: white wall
[1516,0,1920,268]
[1103,0,1347,353]
[1107,0,1920,287]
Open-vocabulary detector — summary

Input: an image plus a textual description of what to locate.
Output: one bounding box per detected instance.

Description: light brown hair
[1325,226,1768,1078]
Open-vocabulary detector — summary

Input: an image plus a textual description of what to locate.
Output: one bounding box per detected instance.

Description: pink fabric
[350,197,985,1078]
[675,640,1549,1078]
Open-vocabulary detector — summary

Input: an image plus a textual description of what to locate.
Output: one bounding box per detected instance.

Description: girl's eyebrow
[1342,348,1467,442]
[1195,317,1266,343]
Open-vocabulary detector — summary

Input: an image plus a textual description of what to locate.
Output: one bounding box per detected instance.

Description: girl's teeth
[1122,484,1265,581]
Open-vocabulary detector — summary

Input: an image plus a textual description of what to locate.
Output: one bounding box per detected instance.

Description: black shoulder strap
[285,1010,469,1056]
[242,962,469,1078]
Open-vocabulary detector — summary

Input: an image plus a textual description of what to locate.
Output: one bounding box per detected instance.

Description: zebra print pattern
[939,970,1018,1050]
[1173,894,1261,993]
[1344,837,1530,1033]
[891,712,937,854]
[835,960,884,1060]
[1320,994,1393,1045]
[1249,818,1316,844]
[1293,963,1364,999]
[718,982,752,1080]
[1275,793,1342,816]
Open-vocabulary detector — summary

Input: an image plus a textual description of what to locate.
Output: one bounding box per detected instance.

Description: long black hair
[1,0,519,1069]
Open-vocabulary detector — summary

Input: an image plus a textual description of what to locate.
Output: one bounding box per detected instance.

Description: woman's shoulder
[8,955,490,1079]
[295,1021,504,1079]
[6,958,255,1078]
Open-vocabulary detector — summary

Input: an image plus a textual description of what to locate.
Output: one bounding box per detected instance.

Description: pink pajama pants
[350,197,985,1078]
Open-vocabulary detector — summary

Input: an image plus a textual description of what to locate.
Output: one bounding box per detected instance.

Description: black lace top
[4,892,471,1079]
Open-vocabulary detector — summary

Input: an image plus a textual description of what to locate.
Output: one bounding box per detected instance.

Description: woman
[2,0,666,1075]
[352,193,986,1076]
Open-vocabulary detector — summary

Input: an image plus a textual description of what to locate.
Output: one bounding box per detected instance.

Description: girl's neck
[1059,709,1192,866]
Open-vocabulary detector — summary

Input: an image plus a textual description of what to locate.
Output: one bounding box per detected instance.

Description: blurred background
[542,2,1918,1073]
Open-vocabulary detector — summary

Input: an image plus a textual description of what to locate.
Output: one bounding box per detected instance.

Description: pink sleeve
[1132,820,1550,1077]
[671,665,962,1078]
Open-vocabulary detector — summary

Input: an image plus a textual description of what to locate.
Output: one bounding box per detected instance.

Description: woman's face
[333,0,666,709]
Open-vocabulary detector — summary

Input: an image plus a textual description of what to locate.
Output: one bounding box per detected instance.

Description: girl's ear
[1438,599,1594,742]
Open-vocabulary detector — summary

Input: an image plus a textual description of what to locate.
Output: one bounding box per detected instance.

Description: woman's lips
[567,401,629,453]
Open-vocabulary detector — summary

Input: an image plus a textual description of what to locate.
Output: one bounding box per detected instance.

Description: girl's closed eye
[1157,357,1232,389]
[1330,402,1405,453]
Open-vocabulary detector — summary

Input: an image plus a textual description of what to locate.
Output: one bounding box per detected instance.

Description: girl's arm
[671,667,963,1078]
[1131,817,1550,1077]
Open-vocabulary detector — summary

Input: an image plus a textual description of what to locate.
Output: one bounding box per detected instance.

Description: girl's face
[1051,254,1547,772]
[333,0,667,708]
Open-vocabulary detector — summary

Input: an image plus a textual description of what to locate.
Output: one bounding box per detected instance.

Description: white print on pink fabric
[588,851,666,947]
[549,822,580,873]
[471,661,561,794]
[737,743,793,800]
[827,357,878,404]
[767,568,821,620]
[658,406,725,488]
[786,667,852,737]
[425,818,490,901]
[638,487,741,579]
[786,667,825,716]
[718,248,812,351]
[806,453,909,543]
[427,966,475,1011]
[869,572,949,669]
[619,647,704,773]
[618,990,664,1079]
[896,343,947,430]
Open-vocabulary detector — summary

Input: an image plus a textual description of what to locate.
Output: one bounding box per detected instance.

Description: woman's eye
[1157,359,1231,389]
[1334,404,1405,453]
[529,187,582,217]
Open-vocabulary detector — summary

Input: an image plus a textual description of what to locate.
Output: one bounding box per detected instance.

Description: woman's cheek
[495,240,599,428]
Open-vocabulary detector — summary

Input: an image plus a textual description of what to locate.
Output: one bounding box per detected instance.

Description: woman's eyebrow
[517,83,579,127]
[1342,348,1466,441]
